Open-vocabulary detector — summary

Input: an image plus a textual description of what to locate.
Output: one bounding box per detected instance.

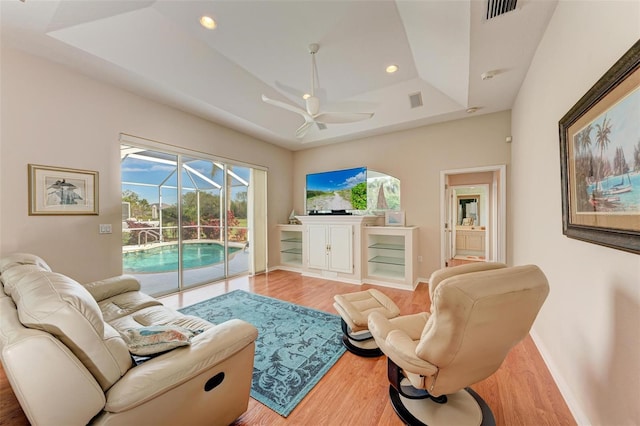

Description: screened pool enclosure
[121,143,264,296]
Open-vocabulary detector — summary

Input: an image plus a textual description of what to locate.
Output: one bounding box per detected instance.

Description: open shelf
[363,226,418,289]
[281,248,302,255]
[367,263,405,279]
[281,237,302,243]
[369,255,405,266]
[278,226,303,268]
[368,243,404,250]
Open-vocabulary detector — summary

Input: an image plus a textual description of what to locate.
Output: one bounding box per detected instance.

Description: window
[120,138,266,296]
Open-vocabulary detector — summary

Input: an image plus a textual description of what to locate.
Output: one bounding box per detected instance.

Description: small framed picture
[28,164,99,215]
[385,211,405,226]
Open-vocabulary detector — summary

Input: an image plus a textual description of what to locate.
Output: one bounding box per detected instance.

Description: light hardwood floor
[0,270,575,425]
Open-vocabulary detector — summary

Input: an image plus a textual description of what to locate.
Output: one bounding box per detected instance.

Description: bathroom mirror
[457,195,480,226]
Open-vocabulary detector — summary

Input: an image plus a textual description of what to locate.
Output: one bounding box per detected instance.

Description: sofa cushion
[11,270,133,391]
[120,325,201,356]
[97,291,163,323]
[83,275,141,302]
[106,304,213,336]
[0,253,52,297]
[0,253,51,275]
[1,265,47,297]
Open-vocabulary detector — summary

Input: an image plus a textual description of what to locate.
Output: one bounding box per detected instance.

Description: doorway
[439,165,506,268]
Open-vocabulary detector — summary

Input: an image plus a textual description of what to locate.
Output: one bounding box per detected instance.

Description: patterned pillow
[120,326,199,356]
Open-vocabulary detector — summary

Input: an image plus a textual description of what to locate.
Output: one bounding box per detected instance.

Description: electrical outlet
[418,256,423,262]
[99,224,112,234]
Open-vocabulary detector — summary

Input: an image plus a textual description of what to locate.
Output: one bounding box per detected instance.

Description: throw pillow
[120,325,199,356]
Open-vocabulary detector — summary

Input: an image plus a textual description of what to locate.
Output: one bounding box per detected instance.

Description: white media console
[276,215,419,290]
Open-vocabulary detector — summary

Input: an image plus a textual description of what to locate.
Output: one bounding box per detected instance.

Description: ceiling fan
[262,43,375,139]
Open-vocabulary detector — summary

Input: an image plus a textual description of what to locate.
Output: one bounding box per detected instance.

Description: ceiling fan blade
[295,120,315,139]
[313,112,374,124]
[274,81,306,99]
[261,94,311,119]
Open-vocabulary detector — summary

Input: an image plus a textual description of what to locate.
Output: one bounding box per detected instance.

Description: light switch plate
[99,224,112,234]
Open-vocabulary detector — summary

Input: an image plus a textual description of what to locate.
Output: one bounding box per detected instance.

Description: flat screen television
[306,166,367,213]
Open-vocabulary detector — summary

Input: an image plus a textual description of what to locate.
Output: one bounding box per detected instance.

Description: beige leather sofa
[0,253,258,426]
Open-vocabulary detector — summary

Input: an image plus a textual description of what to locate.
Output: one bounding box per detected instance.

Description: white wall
[511,1,640,424]
[293,111,512,279]
[0,48,293,282]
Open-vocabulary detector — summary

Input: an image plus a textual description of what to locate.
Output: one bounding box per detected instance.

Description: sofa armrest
[104,319,258,412]
[83,275,141,301]
[1,311,106,426]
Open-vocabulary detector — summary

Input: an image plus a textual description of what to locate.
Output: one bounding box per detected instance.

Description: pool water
[123,242,242,273]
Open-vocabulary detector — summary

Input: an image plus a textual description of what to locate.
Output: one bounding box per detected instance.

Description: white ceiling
[1,0,557,151]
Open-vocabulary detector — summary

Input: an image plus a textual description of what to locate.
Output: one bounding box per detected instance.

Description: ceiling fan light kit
[262,43,374,140]
[481,70,500,80]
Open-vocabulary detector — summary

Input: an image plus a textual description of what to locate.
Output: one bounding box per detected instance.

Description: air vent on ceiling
[486,0,517,19]
[316,122,327,131]
[409,92,423,109]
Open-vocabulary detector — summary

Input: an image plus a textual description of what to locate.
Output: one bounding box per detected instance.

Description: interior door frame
[450,184,490,260]
[439,165,506,268]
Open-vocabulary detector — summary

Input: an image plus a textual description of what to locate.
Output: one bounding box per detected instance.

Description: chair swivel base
[340,319,383,357]
[389,381,496,426]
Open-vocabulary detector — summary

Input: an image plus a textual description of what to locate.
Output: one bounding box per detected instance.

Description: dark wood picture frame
[559,39,640,254]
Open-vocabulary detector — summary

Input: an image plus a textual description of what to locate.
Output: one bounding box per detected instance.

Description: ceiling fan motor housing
[306,96,320,115]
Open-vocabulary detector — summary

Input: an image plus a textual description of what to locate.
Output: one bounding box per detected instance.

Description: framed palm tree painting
[559,39,639,254]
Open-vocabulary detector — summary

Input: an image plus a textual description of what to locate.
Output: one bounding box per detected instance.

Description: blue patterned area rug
[179,290,346,417]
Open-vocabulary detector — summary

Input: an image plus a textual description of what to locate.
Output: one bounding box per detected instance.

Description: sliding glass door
[121,143,255,296]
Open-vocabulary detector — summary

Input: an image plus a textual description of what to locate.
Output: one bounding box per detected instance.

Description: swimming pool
[123,242,242,273]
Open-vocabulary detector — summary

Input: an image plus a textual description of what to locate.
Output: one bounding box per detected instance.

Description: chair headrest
[427,262,507,303]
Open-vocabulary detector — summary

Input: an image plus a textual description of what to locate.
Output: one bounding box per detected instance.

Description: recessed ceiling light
[466,107,479,113]
[200,15,216,30]
[386,64,399,74]
[302,93,311,100]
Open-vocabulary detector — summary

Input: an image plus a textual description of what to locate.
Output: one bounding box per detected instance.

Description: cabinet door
[456,233,467,250]
[466,233,485,251]
[307,225,328,269]
[328,225,353,273]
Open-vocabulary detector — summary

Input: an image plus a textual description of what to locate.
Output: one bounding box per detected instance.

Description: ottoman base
[333,289,401,357]
[340,319,383,357]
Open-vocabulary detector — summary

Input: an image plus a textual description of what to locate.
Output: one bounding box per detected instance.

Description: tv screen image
[306,167,367,212]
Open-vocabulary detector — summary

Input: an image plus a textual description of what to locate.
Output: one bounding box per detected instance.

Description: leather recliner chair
[368,262,549,425]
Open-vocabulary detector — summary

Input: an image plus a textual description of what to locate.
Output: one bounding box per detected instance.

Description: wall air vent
[316,122,327,131]
[409,92,423,109]
[486,0,517,19]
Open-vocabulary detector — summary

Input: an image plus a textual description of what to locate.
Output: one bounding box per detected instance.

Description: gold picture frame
[28,164,99,215]
[559,40,639,254]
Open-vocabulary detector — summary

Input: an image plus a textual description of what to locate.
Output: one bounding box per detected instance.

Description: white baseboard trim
[301,271,362,286]
[530,330,591,425]
[269,265,302,273]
